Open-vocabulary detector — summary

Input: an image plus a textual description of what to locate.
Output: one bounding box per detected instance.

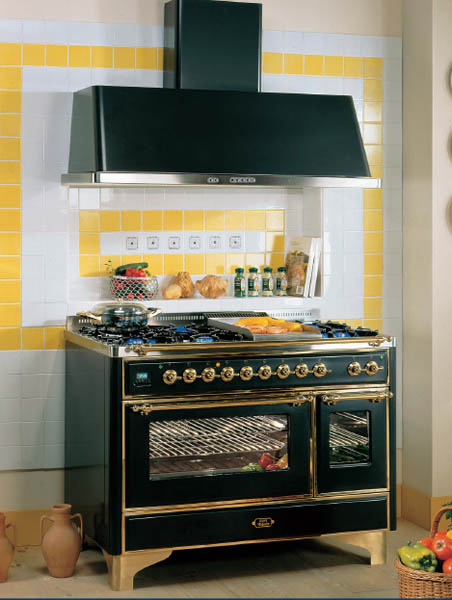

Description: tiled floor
[3,519,427,598]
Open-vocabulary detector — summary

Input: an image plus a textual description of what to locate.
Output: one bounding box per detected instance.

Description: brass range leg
[329,531,387,565]
[102,549,172,591]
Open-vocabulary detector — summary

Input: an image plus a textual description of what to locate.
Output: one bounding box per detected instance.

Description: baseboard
[401,485,452,530]
[3,508,51,546]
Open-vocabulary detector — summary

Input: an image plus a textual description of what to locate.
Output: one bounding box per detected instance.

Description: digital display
[135,372,150,385]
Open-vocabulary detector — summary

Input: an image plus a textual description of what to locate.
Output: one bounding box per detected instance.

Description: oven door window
[148,414,289,479]
[329,411,370,466]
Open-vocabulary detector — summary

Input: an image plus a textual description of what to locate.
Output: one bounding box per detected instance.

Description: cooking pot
[77,302,162,328]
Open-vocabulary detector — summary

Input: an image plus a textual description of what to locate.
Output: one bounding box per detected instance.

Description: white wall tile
[22,303,46,327]
[382,36,402,59]
[382,167,402,190]
[21,445,44,469]
[136,25,154,47]
[0,19,22,42]
[44,397,64,421]
[323,34,345,56]
[68,68,92,92]
[383,252,402,276]
[0,422,21,445]
[79,189,100,210]
[262,30,284,52]
[22,421,44,445]
[383,145,402,168]
[0,399,21,423]
[303,33,325,55]
[152,25,164,47]
[112,23,138,46]
[360,35,383,57]
[43,20,68,44]
[383,101,402,125]
[0,447,22,470]
[383,58,402,81]
[343,78,364,100]
[383,122,402,145]
[21,398,45,422]
[342,34,362,57]
[44,303,68,325]
[44,444,64,469]
[0,352,21,375]
[283,31,304,54]
[44,421,64,445]
[244,231,265,253]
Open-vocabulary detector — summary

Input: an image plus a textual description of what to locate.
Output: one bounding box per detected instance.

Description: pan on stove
[77,302,161,329]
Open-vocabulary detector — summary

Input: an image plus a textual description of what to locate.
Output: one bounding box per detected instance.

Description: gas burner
[307,320,379,338]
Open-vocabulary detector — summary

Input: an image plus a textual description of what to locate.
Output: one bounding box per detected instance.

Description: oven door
[316,388,390,494]
[124,392,312,509]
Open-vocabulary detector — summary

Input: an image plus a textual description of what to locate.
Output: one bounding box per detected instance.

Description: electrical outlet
[168,236,181,250]
[126,236,139,250]
[209,235,222,250]
[147,236,159,250]
[229,235,242,249]
[189,236,201,250]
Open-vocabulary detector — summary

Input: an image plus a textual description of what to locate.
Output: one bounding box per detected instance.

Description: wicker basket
[395,507,452,598]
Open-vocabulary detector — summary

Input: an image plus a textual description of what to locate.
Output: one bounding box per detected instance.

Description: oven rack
[149,415,286,459]
[329,423,369,463]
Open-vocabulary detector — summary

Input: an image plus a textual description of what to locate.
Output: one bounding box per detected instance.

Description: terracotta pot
[0,512,16,583]
[40,504,83,578]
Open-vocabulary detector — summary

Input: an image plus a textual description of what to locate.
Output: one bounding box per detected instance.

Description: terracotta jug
[40,504,83,578]
[0,512,16,583]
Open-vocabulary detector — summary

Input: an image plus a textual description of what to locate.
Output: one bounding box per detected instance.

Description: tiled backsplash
[0,21,403,469]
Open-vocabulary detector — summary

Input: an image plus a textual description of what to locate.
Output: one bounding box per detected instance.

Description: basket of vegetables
[395,506,452,598]
[109,261,158,301]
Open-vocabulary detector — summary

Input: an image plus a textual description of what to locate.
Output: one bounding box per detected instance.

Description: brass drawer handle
[252,517,274,529]
[320,392,393,406]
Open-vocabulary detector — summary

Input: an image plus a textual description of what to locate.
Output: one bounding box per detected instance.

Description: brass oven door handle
[320,392,393,406]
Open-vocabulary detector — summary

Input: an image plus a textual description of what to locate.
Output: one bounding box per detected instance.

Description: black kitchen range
[64,309,396,591]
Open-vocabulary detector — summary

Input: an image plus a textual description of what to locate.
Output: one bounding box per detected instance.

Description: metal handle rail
[320,391,393,406]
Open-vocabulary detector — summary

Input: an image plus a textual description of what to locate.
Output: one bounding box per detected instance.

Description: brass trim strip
[319,391,392,405]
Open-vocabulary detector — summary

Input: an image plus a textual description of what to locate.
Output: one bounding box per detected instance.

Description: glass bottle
[261,267,274,296]
[275,266,288,296]
[234,268,246,298]
[247,267,259,297]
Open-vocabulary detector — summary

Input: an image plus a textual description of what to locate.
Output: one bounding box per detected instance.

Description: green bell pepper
[397,542,438,572]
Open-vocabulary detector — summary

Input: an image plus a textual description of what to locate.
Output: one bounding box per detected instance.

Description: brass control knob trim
[276,364,291,379]
[258,365,272,380]
[162,369,177,385]
[295,363,309,378]
[182,368,197,383]
[347,361,362,376]
[220,366,235,382]
[364,360,383,376]
[240,366,254,381]
[201,367,216,382]
[313,363,330,378]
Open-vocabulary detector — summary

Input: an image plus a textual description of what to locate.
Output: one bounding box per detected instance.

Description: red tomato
[419,537,434,550]
[432,533,452,561]
[136,269,146,278]
[126,292,134,300]
[258,453,274,468]
[265,464,281,471]
[442,558,452,574]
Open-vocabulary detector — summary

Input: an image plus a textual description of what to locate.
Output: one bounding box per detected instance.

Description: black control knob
[258,365,272,380]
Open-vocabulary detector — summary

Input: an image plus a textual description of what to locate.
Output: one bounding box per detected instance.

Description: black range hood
[61,0,378,189]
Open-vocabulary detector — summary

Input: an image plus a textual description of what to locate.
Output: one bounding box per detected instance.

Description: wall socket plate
[189,236,201,250]
[229,235,242,249]
[126,236,139,250]
[209,235,222,250]
[168,236,181,250]
[147,236,159,250]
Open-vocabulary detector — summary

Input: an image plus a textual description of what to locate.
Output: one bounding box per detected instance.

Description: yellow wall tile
[23,44,45,66]
[0,209,20,231]
[0,91,20,113]
[0,186,20,208]
[284,53,303,75]
[266,232,285,252]
[0,327,20,350]
[365,144,382,166]
[164,210,183,231]
[0,280,20,302]
[121,210,142,231]
[0,232,20,254]
[205,253,225,275]
[0,114,20,136]
[364,79,383,101]
[184,210,204,231]
[69,45,91,68]
[143,254,163,276]
[263,52,283,74]
[46,45,68,67]
[22,327,44,350]
[143,210,163,231]
[79,255,100,277]
[114,47,135,69]
[363,318,382,331]
[0,138,20,160]
[246,210,265,231]
[0,44,21,66]
[45,327,65,350]
[226,253,245,274]
[324,55,343,76]
[225,210,244,231]
[0,162,20,184]
[100,255,121,276]
[266,210,285,231]
[0,256,19,278]
[164,254,184,275]
[343,318,363,329]
[364,275,382,297]
[364,297,382,319]
[205,210,225,231]
[0,68,21,90]
[79,233,100,255]
[266,252,285,271]
[370,165,382,178]
[121,254,142,264]
[245,253,265,270]
[79,210,99,232]
[185,253,204,274]
[304,55,324,75]
[364,232,383,253]
[136,47,157,70]
[344,57,363,78]
[364,101,382,123]
[100,210,120,232]
[92,46,113,68]
[363,210,383,231]
[364,254,383,275]
[0,303,20,326]
[363,123,382,144]
[157,48,164,70]
[364,57,383,78]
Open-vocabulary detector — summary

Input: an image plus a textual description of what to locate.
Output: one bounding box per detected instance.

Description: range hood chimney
[61,0,379,189]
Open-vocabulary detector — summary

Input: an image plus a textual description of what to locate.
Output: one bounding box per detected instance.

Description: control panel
[125,352,388,397]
